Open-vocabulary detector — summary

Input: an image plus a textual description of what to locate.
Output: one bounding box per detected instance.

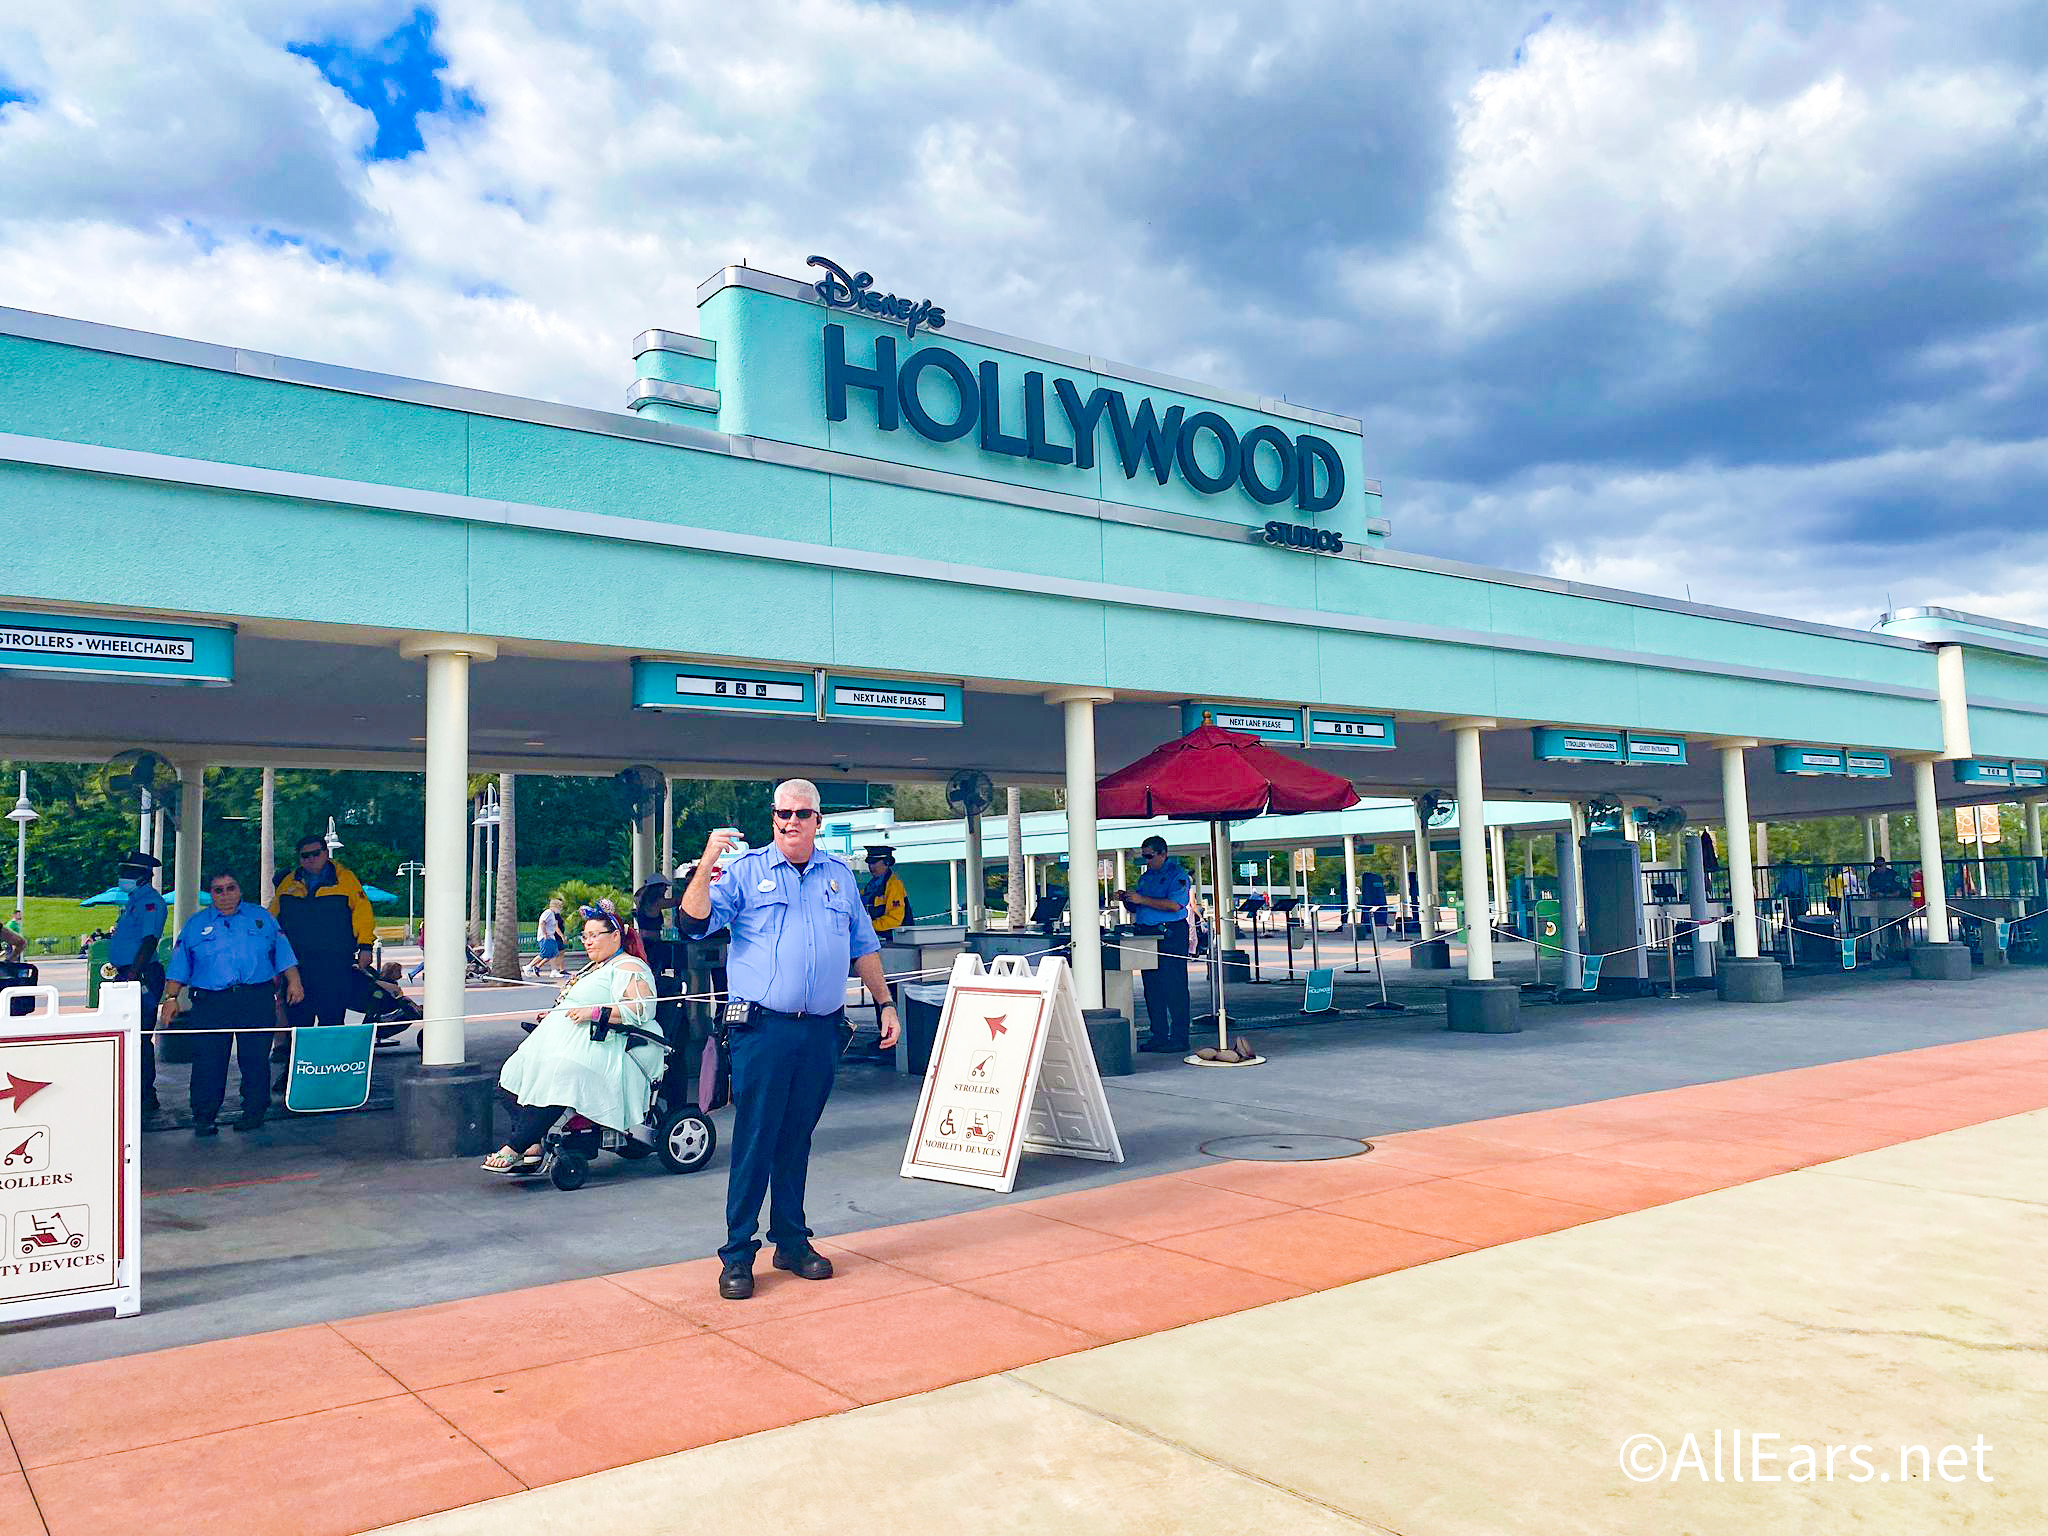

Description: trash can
[901,981,949,1076]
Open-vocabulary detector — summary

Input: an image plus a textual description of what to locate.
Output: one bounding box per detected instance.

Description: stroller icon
[3,1127,47,1170]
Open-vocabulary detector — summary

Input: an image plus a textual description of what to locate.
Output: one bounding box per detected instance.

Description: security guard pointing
[679,778,898,1300]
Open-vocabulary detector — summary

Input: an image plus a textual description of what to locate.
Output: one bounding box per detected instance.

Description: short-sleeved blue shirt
[1132,857,1193,927]
[166,904,299,991]
[681,844,879,1015]
[108,884,168,968]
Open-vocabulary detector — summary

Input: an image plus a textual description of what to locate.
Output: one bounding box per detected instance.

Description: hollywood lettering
[823,325,1344,514]
[808,257,946,339]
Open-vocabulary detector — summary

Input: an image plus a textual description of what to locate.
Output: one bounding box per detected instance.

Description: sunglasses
[772,808,819,823]
[298,849,326,860]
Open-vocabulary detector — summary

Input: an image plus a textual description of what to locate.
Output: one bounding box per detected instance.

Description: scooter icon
[18,1210,83,1255]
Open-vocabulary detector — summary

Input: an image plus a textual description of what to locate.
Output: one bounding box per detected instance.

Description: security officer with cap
[107,850,172,1130]
[679,778,898,1300]
[1118,834,1194,1053]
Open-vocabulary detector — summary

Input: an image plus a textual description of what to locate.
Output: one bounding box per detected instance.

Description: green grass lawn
[8,894,108,953]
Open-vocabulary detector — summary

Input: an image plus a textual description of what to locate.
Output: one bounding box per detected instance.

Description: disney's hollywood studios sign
[811,266,1343,514]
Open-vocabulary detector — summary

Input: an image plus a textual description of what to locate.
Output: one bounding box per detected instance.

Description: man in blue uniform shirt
[1118,835,1194,1053]
[679,778,899,1300]
[107,851,173,1130]
[159,869,304,1137]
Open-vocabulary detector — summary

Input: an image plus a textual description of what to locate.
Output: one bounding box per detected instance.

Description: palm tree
[491,773,520,980]
[1006,786,1025,930]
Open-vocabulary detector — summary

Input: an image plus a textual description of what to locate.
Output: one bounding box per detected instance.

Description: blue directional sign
[823,673,963,727]
[0,608,234,685]
[1305,709,1397,751]
[1182,702,1304,744]
[1775,746,1848,776]
[632,659,815,717]
[1533,728,1625,764]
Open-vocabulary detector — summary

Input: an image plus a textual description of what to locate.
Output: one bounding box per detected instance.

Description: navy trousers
[721,1011,839,1264]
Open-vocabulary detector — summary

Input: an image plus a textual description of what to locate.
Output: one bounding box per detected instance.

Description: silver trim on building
[0,431,1940,708]
[692,265,1367,437]
[0,303,1932,650]
[631,329,716,361]
[626,379,720,413]
[1882,607,2048,652]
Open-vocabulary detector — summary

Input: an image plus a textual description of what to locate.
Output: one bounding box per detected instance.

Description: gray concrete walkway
[383,1108,2048,1535]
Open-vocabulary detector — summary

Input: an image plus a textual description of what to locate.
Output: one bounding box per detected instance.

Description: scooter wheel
[550,1150,589,1191]
[657,1106,717,1174]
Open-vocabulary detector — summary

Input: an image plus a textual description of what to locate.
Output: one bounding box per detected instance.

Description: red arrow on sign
[983,1015,1008,1042]
[2,1074,51,1111]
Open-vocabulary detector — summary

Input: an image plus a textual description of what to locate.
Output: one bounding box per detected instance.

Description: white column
[1488,824,1508,923]
[1913,757,1950,944]
[631,807,650,892]
[257,767,276,905]
[1005,787,1025,930]
[1450,724,1495,979]
[1719,743,1760,959]
[138,794,152,861]
[171,761,205,933]
[1050,688,1112,1011]
[1877,813,1892,861]
[1683,830,1713,979]
[1398,844,1411,927]
[403,635,497,1066]
[1567,801,1588,921]
[1411,802,1435,938]
[1755,821,1769,870]
[2026,801,2043,860]
[1864,816,1877,863]
[1342,833,1359,926]
[1935,644,1973,760]
[662,774,676,883]
[964,813,985,928]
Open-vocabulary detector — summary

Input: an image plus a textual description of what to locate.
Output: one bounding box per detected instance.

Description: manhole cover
[1197,1134,1372,1162]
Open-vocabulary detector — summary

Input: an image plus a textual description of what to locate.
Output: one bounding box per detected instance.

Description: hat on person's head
[118,850,161,870]
[865,845,896,866]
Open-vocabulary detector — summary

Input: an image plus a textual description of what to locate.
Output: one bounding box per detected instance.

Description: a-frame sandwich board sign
[901,953,1123,1193]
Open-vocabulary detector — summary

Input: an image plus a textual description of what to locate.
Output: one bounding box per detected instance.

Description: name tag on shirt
[758,879,776,892]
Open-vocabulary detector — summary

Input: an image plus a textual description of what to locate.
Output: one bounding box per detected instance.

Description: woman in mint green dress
[486,901,661,1172]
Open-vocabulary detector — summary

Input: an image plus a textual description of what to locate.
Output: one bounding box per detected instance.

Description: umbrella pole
[1210,819,1230,1052]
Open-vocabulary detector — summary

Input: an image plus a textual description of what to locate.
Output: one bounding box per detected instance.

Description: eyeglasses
[298,849,326,861]
[772,808,819,823]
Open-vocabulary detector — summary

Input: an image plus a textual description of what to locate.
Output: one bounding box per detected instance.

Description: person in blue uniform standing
[1118,835,1193,1053]
[158,869,304,1137]
[678,778,899,1300]
[107,851,173,1130]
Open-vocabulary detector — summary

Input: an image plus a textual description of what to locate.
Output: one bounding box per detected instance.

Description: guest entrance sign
[0,981,141,1324]
[901,954,1122,1193]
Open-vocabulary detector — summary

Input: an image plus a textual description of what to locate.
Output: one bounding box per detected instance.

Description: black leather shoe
[718,1260,755,1300]
[773,1246,834,1281]
[1138,1037,1179,1053]
[233,1115,266,1133]
[193,1121,218,1138]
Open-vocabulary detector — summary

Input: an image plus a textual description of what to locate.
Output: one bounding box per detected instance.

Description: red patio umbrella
[1098,723,1360,1059]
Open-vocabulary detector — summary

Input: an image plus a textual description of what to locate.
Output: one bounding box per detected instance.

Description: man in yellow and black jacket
[271,833,377,1036]
[863,846,910,936]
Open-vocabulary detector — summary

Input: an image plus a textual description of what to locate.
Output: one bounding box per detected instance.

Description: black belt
[198,982,276,996]
[753,1007,846,1023]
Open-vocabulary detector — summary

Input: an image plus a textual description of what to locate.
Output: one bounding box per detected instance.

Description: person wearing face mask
[486,898,660,1174]
[107,851,172,1130]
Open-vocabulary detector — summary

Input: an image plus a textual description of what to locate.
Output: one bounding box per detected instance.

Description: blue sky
[0,1,2042,625]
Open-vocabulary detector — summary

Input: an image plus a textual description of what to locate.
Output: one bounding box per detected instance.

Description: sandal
[481,1149,541,1174]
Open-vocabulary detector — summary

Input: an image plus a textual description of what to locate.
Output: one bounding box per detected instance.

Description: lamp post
[399,859,426,942]
[7,771,36,928]
[472,793,501,953]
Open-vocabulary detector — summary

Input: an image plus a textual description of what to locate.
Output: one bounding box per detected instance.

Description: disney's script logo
[807,256,946,339]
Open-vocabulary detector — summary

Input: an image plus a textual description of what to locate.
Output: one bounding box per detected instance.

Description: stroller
[350,966,424,1046]
[505,1003,721,1191]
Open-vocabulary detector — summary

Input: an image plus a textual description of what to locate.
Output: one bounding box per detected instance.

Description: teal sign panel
[1305,709,1397,751]
[633,659,814,717]
[1181,702,1304,744]
[1532,728,1625,763]
[0,608,233,685]
[1845,751,1893,779]
[1841,937,1856,971]
[1996,920,2011,953]
[1625,733,1689,766]
[1580,953,1603,990]
[1952,758,2017,786]
[2015,763,2048,789]
[1303,966,1335,1013]
[285,1023,376,1113]
[1775,746,1848,776]
[822,674,963,727]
